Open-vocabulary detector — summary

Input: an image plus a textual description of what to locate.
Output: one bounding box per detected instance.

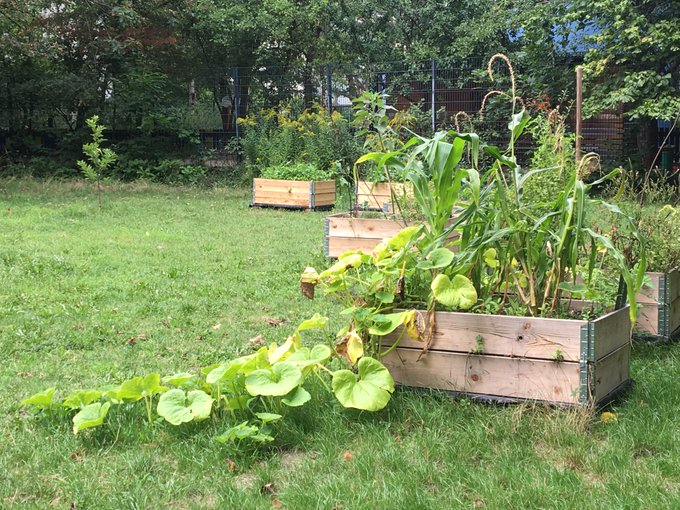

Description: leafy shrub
[1,157,75,178]
[112,158,207,185]
[610,205,680,273]
[239,104,359,177]
[521,110,576,206]
[259,163,335,181]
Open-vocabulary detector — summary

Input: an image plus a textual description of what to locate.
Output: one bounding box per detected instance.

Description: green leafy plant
[240,105,358,176]
[453,54,646,321]
[608,204,680,274]
[77,115,117,207]
[21,315,396,447]
[304,54,647,370]
[259,163,334,181]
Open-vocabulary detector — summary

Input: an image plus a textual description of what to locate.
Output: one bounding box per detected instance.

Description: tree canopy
[0,0,677,151]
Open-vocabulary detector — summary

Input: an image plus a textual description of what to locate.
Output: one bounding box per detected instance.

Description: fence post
[326,64,333,115]
[431,59,436,132]
[575,66,582,162]
[233,67,240,142]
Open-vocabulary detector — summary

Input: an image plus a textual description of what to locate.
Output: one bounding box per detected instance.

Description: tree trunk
[189,79,196,107]
[76,98,86,130]
[303,68,316,109]
[637,116,658,174]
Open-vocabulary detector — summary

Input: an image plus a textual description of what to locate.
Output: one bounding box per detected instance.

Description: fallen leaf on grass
[259,482,276,495]
[69,451,83,462]
[342,451,352,462]
[127,334,148,346]
[264,316,286,327]
[272,499,282,508]
[226,458,237,472]
[249,335,266,347]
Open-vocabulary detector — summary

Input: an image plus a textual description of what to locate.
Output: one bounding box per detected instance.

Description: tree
[572,0,680,167]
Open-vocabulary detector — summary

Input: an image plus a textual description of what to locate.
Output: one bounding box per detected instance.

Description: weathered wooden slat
[382,348,581,405]
[254,178,312,192]
[313,192,337,206]
[327,213,413,239]
[634,269,680,339]
[325,212,458,258]
[253,193,310,206]
[636,304,659,336]
[384,311,584,361]
[327,237,385,257]
[669,297,680,336]
[637,272,662,304]
[668,267,680,303]
[356,181,398,210]
[593,306,631,359]
[594,344,630,402]
[314,183,337,194]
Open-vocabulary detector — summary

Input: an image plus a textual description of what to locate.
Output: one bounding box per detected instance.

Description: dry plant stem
[487,53,517,100]
[511,271,532,315]
[417,306,437,361]
[548,261,564,316]
[479,91,505,119]
[454,111,472,132]
[639,110,679,206]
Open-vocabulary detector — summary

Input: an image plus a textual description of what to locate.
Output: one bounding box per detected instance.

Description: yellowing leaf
[483,248,499,268]
[403,310,423,341]
[431,274,478,309]
[347,332,364,364]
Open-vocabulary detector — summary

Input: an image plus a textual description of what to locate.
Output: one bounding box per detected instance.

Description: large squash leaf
[157,389,214,425]
[332,357,394,411]
[245,363,303,397]
[72,402,110,434]
[431,274,477,309]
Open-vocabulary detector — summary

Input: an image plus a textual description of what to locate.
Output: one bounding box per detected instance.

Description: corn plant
[453,54,646,321]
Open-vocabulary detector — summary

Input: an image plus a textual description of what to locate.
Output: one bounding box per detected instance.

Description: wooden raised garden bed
[355,181,411,212]
[324,212,458,258]
[381,306,632,407]
[252,178,335,210]
[635,267,680,342]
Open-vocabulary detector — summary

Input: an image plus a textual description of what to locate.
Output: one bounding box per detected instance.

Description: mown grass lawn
[1,179,679,509]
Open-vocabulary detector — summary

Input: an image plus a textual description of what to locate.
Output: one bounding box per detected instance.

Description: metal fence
[197,58,637,165]
[3,57,670,167]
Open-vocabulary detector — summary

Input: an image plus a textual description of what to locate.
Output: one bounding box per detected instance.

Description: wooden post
[575,66,583,162]
[326,64,333,115]
[233,67,240,141]
[431,59,436,133]
[188,79,196,107]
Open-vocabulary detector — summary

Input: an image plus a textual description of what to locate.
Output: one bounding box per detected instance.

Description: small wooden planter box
[635,268,680,342]
[356,181,394,211]
[324,212,458,258]
[252,178,335,210]
[355,181,411,212]
[381,306,632,407]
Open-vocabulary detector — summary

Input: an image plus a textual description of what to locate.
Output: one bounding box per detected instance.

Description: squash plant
[21,315,396,445]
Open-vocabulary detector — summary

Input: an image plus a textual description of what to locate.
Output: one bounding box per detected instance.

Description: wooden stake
[575,66,583,162]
